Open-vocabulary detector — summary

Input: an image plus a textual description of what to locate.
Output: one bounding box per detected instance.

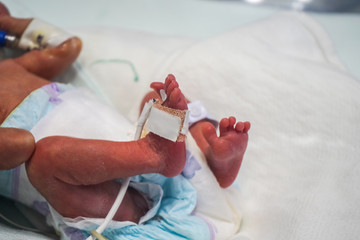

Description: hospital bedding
[1,1,360,240]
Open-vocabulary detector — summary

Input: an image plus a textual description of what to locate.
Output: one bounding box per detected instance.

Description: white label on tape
[146,107,182,142]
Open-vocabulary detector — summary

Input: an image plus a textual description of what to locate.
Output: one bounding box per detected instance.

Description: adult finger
[0,127,35,170]
[0,14,32,36]
[0,2,10,16]
[0,11,82,79]
[14,37,82,79]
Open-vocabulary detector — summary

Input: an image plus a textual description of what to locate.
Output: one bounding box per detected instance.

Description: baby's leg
[143,77,250,188]
[190,117,250,188]
[27,75,188,222]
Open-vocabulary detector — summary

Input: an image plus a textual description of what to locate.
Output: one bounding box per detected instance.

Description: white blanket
[1,12,359,240]
[69,12,360,240]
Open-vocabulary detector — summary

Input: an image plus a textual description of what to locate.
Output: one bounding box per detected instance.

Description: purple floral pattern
[42,83,62,104]
[32,200,50,216]
[182,150,201,179]
[65,227,86,240]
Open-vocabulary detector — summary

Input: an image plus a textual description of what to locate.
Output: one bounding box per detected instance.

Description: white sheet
[1,9,359,239]
[70,12,360,240]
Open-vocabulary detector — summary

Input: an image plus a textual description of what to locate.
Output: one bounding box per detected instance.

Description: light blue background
[2,0,360,81]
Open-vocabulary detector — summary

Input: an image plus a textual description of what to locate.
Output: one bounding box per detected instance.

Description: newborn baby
[1,73,249,238]
[0,5,250,239]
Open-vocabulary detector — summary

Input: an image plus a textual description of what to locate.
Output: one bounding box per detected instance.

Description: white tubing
[86,100,154,240]
[86,177,131,240]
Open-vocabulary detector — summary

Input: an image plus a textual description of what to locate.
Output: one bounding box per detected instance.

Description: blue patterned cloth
[0,83,210,240]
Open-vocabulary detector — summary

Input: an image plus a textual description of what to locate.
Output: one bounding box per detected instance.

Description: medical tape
[146,100,189,142]
[18,18,73,50]
[160,89,167,102]
[187,100,218,128]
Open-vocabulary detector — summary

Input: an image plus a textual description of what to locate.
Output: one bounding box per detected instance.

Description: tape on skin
[160,89,167,102]
[187,101,218,128]
[145,100,189,142]
[18,19,73,50]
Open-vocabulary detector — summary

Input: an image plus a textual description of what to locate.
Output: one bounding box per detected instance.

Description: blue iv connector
[0,31,19,47]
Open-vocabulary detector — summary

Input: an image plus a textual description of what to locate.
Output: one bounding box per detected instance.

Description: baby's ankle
[144,133,186,177]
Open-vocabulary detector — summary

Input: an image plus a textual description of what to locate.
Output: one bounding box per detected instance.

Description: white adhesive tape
[18,19,73,50]
[160,89,167,102]
[187,101,218,128]
[147,106,182,142]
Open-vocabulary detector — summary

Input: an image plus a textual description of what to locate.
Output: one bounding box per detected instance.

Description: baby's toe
[229,117,236,128]
[244,121,251,133]
[235,122,245,132]
[219,118,230,134]
[168,88,180,107]
[166,80,179,97]
[167,88,187,110]
[165,74,176,89]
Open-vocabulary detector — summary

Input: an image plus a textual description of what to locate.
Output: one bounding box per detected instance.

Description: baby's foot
[202,117,250,188]
[146,74,188,177]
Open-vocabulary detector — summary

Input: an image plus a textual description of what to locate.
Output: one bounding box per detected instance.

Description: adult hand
[0,128,35,169]
[0,2,82,169]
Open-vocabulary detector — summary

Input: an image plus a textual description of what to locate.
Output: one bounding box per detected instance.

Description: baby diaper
[1,83,72,201]
[0,83,211,240]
